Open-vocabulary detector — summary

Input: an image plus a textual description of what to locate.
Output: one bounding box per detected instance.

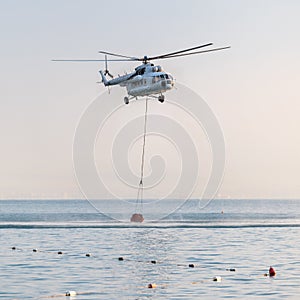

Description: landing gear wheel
[158,95,165,103]
[124,96,129,105]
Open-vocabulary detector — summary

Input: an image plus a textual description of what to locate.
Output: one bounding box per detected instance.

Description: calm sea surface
[0,199,300,299]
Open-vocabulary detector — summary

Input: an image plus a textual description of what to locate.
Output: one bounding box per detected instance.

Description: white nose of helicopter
[166,80,174,90]
[161,75,174,90]
[167,79,174,88]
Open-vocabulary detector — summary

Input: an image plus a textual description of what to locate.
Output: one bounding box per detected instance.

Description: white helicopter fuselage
[100,63,174,100]
[121,72,174,97]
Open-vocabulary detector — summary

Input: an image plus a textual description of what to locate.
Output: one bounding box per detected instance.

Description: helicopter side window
[153,76,159,83]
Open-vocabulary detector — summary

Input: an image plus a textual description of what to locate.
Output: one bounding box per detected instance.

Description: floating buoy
[66,290,77,296]
[151,260,157,264]
[188,264,195,268]
[269,266,276,277]
[12,247,16,250]
[85,253,91,257]
[213,276,222,282]
[57,251,63,255]
[130,213,144,223]
[148,283,157,288]
[32,249,38,252]
[118,257,124,261]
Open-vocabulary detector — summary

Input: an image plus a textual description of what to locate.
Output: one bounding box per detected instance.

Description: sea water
[0,199,300,299]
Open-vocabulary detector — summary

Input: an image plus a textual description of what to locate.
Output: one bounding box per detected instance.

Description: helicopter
[53,43,230,104]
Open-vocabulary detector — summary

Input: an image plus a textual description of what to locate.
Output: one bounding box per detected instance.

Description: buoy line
[10,246,276,281]
[45,276,225,298]
[11,247,277,298]
[11,247,238,271]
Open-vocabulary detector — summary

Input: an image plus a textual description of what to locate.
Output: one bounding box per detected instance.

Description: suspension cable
[135,98,149,212]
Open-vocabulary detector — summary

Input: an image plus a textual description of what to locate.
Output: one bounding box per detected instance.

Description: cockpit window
[137,68,145,75]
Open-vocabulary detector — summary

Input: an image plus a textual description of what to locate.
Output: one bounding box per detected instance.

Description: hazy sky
[0,0,300,199]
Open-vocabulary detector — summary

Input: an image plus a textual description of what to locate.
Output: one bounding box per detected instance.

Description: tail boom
[99,70,134,87]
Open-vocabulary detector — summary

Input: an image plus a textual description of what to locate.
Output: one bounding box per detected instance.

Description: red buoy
[130,213,144,223]
[269,266,276,277]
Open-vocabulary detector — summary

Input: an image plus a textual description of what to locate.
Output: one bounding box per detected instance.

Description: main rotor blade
[147,43,213,60]
[98,51,139,60]
[52,59,135,62]
[152,46,231,60]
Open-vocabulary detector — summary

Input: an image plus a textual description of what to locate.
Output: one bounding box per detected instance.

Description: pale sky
[0,0,300,199]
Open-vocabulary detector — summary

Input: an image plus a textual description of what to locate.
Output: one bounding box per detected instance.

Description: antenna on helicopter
[103,55,114,78]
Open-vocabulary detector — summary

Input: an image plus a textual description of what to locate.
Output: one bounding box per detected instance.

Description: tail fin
[99,70,109,86]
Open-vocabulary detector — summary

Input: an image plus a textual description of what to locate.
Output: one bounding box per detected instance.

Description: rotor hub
[143,55,148,64]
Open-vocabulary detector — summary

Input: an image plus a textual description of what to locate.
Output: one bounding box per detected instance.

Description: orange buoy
[130,213,144,223]
[269,266,276,277]
[148,283,157,288]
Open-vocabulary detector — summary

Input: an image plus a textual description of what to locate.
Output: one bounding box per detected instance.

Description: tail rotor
[103,55,114,78]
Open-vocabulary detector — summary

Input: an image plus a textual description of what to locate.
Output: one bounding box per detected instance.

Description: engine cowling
[152,66,162,72]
